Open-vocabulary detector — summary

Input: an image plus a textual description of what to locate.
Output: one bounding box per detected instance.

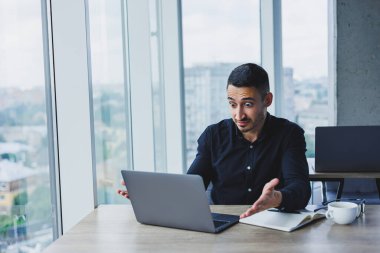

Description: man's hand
[116,180,130,198]
[240,178,282,218]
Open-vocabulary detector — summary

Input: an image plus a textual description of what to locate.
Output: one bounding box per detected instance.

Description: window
[87,0,132,204]
[281,0,329,157]
[181,0,261,167]
[0,0,57,251]
[88,0,185,184]
[149,0,167,173]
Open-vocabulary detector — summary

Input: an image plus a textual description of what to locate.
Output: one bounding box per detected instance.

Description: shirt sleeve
[278,125,311,211]
[186,127,213,189]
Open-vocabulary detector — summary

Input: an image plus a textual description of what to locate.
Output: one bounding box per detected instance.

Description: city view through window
[182,0,261,167]
[282,0,329,157]
[0,0,330,251]
[182,0,329,167]
[0,1,55,252]
[88,0,131,205]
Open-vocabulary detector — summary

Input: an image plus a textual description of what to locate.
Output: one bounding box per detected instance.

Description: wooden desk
[308,158,380,202]
[44,205,380,253]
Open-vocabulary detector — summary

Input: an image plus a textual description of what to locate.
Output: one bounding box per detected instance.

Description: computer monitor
[315,126,380,172]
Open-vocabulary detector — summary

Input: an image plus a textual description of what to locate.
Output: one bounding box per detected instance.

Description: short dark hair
[227,63,270,98]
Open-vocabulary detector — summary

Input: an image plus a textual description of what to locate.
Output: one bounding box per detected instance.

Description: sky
[0,0,45,88]
[0,0,328,88]
[281,0,328,80]
[182,0,328,80]
[182,0,261,66]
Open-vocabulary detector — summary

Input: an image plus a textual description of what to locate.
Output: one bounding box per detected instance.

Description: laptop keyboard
[212,212,236,220]
[213,220,229,228]
[211,213,240,229]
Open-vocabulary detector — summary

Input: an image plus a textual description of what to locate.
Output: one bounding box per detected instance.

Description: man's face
[227,85,272,134]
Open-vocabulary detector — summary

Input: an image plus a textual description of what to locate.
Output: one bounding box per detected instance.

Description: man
[118,63,311,218]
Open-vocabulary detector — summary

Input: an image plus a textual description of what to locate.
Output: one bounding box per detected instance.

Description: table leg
[322,181,327,203]
[336,179,344,199]
[310,181,314,204]
[319,179,344,203]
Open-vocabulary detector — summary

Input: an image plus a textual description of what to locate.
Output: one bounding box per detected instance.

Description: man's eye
[229,103,237,108]
[244,102,253,107]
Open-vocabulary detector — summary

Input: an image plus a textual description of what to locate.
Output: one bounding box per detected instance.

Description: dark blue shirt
[187,113,311,211]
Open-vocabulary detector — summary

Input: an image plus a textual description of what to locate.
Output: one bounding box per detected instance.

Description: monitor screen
[315,126,380,172]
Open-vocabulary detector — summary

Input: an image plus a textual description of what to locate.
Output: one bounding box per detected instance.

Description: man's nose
[235,106,245,120]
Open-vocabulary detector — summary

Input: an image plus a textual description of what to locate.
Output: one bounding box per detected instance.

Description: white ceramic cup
[325,201,360,225]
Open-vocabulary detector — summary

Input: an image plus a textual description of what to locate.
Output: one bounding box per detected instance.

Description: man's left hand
[240,178,282,218]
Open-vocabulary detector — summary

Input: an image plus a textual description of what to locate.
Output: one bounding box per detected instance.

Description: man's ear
[263,92,273,107]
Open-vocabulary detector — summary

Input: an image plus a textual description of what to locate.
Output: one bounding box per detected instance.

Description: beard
[235,112,266,134]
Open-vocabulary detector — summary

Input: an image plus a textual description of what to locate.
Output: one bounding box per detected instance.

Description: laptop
[121,170,239,233]
[315,126,380,172]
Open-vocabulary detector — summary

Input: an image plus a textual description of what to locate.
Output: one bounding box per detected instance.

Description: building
[184,63,236,167]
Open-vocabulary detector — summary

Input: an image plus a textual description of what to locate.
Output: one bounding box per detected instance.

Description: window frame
[46,0,336,238]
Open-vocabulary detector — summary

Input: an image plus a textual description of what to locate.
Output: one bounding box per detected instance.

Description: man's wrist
[274,190,283,208]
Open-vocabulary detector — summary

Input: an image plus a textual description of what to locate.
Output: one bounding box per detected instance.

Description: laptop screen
[121,170,239,233]
[315,126,380,172]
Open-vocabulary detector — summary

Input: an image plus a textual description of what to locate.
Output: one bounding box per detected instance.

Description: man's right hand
[116,180,130,198]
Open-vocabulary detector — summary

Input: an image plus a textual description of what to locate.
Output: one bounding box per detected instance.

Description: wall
[335,0,380,196]
[337,0,380,125]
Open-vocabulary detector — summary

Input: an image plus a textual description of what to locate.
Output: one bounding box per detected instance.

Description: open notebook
[239,208,325,232]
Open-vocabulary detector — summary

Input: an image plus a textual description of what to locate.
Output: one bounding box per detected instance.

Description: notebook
[121,170,240,233]
[239,208,325,232]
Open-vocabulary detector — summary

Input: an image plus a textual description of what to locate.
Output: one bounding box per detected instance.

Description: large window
[88,0,184,196]
[281,0,329,157]
[88,0,132,204]
[182,0,261,167]
[0,0,56,251]
[149,0,167,173]
[0,0,335,249]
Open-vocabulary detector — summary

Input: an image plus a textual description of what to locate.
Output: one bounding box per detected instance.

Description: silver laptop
[121,170,239,233]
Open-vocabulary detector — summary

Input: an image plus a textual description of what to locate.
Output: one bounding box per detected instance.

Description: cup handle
[326,210,334,220]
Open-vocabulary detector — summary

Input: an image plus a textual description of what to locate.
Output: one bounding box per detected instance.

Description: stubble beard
[236,112,266,134]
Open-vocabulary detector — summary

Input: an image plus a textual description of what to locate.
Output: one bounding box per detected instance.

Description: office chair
[325,179,380,205]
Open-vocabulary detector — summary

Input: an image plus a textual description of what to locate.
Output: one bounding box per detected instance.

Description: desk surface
[308,158,380,179]
[309,167,380,179]
[44,205,380,253]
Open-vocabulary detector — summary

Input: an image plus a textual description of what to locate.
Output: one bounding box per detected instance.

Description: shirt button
[247,166,251,170]
[248,188,252,192]
[249,145,253,149]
